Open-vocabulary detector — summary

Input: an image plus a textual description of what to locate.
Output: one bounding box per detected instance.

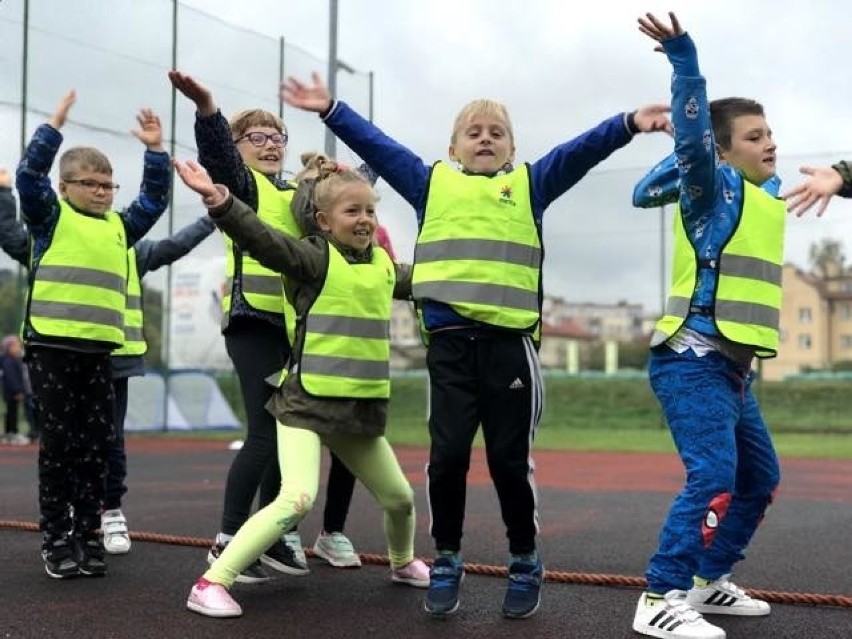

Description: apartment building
[763,262,852,381]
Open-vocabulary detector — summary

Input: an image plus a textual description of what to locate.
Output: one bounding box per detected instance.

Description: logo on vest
[499,185,516,207]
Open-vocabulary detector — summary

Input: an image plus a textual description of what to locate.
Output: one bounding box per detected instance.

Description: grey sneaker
[208,541,270,584]
[313,531,361,568]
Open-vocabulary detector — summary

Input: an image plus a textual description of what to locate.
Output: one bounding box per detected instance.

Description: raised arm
[15,90,74,231]
[119,109,172,245]
[281,73,430,212]
[530,104,670,212]
[168,70,254,201]
[638,12,718,216]
[173,159,326,282]
[782,162,852,217]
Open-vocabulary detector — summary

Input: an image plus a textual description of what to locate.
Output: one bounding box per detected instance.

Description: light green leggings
[205,422,416,587]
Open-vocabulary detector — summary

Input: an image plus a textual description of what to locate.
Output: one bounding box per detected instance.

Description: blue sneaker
[502,556,544,619]
[424,555,464,618]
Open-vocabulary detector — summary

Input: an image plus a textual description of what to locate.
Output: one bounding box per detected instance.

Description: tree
[808,238,846,278]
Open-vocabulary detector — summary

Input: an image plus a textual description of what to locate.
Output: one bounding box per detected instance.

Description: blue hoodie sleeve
[118,150,172,246]
[662,32,719,225]
[529,113,634,217]
[632,153,681,208]
[322,102,431,218]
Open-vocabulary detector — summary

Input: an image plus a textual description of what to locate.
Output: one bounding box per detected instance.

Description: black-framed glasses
[63,179,120,193]
[234,132,289,147]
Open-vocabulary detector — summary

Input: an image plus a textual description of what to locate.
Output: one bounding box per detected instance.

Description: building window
[842,335,852,350]
[798,334,812,349]
[798,307,812,323]
[841,303,852,321]
[779,328,788,343]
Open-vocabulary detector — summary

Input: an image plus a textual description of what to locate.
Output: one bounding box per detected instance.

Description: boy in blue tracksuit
[0,177,214,554]
[282,72,671,619]
[630,13,783,639]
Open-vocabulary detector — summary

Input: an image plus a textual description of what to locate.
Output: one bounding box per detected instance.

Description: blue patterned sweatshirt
[322,100,639,332]
[631,33,782,339]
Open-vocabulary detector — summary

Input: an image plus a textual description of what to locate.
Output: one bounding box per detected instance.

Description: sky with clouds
[2,0,852,315]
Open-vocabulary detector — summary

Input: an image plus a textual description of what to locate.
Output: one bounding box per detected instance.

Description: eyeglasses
[234,132,289,147]
[64,179,120,193]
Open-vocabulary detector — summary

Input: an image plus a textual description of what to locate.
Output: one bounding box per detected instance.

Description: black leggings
[221,318,355,535]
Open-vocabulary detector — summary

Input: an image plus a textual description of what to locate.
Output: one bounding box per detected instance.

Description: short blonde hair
[228,109,285,139]
[450,99,514,144]
[59,147,113,180]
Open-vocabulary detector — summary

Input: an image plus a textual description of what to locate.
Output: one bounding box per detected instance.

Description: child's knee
[381,483,415,516]
[271,489,317,528]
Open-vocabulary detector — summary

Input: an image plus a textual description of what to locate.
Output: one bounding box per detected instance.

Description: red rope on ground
[3,519,850,609]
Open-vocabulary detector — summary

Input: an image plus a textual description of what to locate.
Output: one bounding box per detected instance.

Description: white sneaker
[101,509,131,555]
[686,575,770,616]
[633,590,726,639]
[283,532,307,567]
[313,531,362,568]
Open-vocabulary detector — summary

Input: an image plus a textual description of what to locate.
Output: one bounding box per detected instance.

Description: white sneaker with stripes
[686,575,770,616]
[633,590,726,639]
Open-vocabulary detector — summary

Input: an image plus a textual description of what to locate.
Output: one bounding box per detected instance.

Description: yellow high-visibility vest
[27,200,128,347]
[653,179,786,357]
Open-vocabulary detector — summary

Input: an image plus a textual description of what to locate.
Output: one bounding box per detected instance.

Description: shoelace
[326,534,354,552]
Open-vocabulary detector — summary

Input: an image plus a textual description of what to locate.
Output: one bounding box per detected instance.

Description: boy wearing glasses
[15,89,171,579]
[168,71,360,580]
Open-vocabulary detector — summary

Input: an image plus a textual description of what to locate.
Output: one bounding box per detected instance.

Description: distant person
[177,158,429,618]
[281,70,670,620]
[630,12,782,639]
[1,334,29,446]
[16,89,170,579]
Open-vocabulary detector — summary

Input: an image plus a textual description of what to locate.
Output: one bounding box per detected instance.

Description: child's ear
[315,210,332,232]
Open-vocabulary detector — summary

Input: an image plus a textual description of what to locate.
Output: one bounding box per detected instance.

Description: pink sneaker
[391,559,430,588]
[186,578,243,618]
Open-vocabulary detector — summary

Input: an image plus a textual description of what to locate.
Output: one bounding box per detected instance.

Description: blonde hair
[59,147,113,179]
[290,158,373,235]
[228,109,285,139]
[295,151,330,182]
[450,99,514,144]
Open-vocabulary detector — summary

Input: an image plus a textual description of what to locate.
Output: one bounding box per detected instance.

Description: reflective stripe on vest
[298,244,394,399]
[412,161,542,332]
[653,179,785,357]
[113,247,147,356]
[221,167,299,323]
[28,200,127,346]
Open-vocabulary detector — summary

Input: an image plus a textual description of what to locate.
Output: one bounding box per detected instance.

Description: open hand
[132,109,164,151]
[48,89,76,130]
[168,70,216,116]
[173,159,217,198]
[782,166,844,217]
[0,168,11,189]
[634,104,673,135]
[280,72,333,114]
[637,12,684,51]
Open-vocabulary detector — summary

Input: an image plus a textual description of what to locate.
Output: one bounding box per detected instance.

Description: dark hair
[709,98,765,150]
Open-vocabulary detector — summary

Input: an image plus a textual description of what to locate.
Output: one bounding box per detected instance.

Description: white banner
[168,257,231,371]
